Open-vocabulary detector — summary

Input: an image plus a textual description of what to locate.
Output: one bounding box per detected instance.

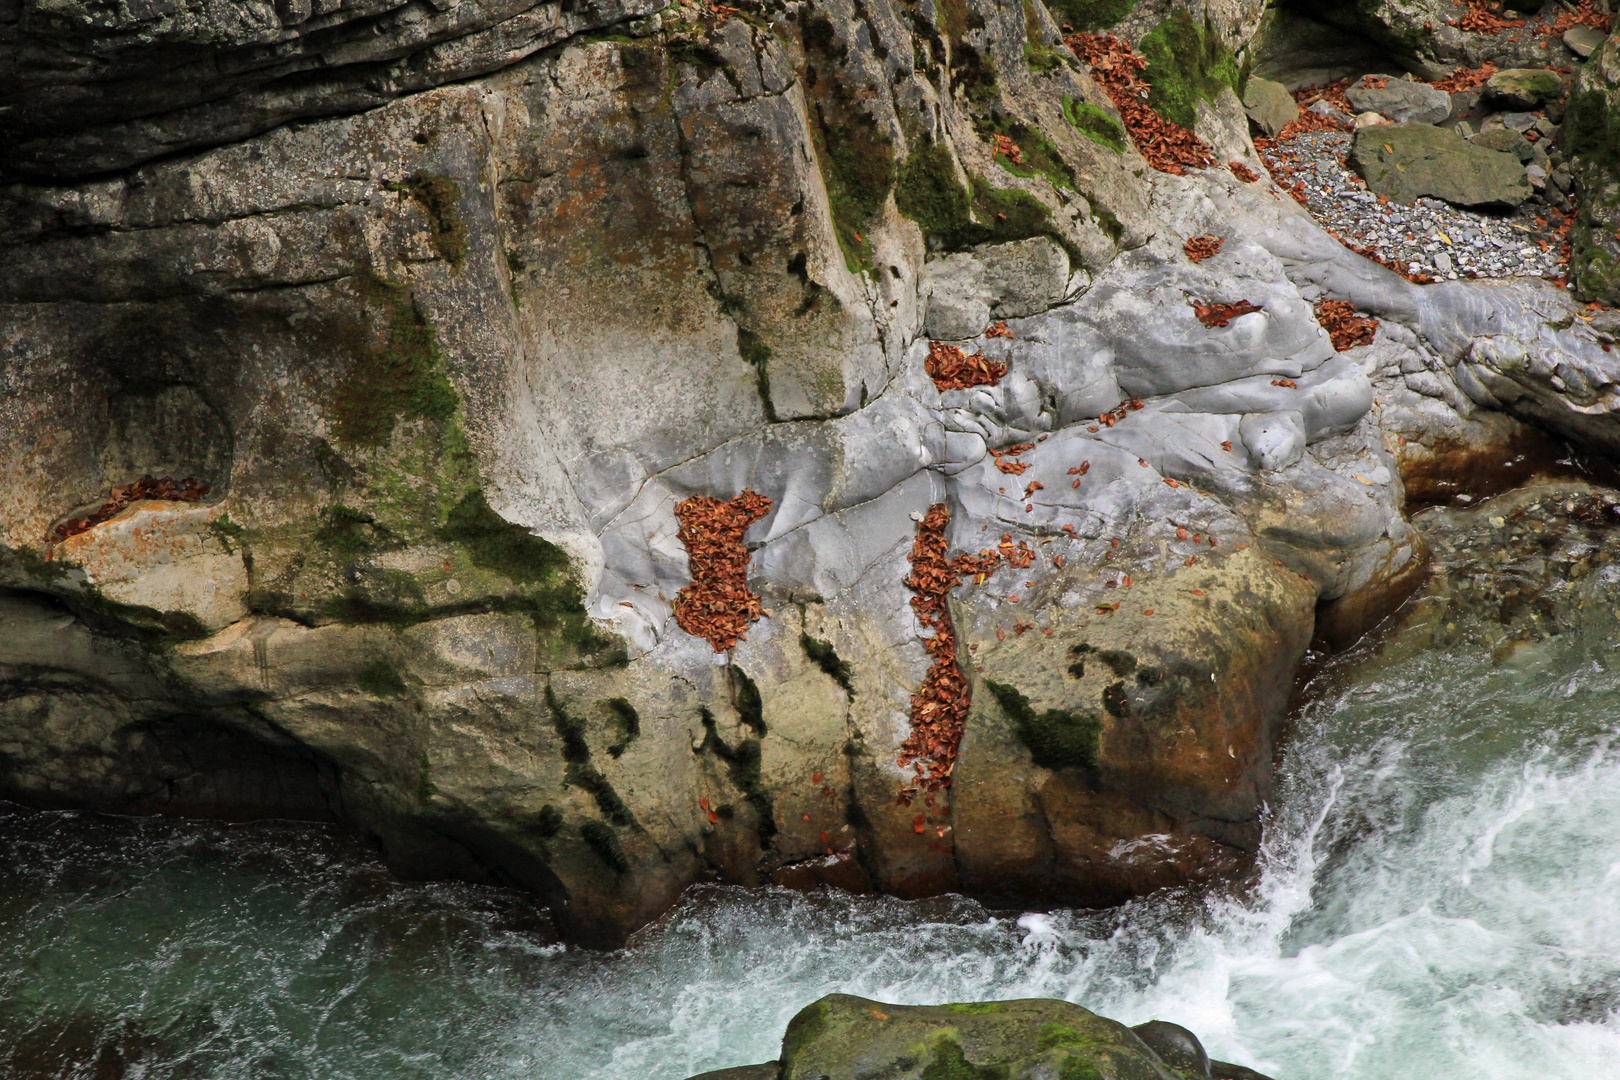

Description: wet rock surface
[3,0,1620,948]
[684,993,1277,1080]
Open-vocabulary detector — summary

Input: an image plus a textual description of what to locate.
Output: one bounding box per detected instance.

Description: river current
[7,509,1620,1079]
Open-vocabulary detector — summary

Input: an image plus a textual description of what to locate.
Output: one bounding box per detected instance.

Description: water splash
[5,616,1620,1078]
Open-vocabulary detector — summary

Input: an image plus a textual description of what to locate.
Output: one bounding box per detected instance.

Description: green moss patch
[581,819,629,872]
[606,698,640,758]
[440,489,569,585]
[781,999,830,1067]
[1062,96,1126,153]
[800,631,855,695]
[804,18,896,273]
[415,751,437,805]
[1023,1,1065,73]
[922,1037,1009,1080]
[985,679,1102,770]
[946,1001,1009,1014]
[699,706,777,845]
[390,173,468,272]
[330,279,459,447]
[1044,0,1134,32]
[316,506,397,558]
[896,142,974,235]
[1139,9,1242,129]
[357,658,407,698]
[984,118,1077,191]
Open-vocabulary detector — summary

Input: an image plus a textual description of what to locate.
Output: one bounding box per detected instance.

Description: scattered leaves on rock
[52,475,211,541]
[673,489,773,652]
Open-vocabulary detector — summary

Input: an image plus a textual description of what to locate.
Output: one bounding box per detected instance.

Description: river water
[6,497,1620,1080]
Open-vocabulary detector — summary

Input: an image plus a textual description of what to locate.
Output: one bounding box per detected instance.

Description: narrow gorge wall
[4,0,1620,945]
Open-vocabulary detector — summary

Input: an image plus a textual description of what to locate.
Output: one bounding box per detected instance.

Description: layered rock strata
[3,0,1620,945]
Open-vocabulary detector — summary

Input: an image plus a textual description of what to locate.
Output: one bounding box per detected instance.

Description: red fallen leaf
[1165,478,1181,488]
[1143,609,1155,616]
[1053,556,1064,569]
[1072,478,1082,488]
[1228,161,1260,183]
[1079,461,1090,475]
[802,813,811,821]
[1208,536,1218,547]
[1185,556,1197,566]
[700,796,710,810]
[913,815,927,834]
[822,786,833,797]
[1062,524,1075,532]
[1221,440,1233,451]
[996,628,1006,640]
[1096,602,1120,614]
[1121,575,1132,587]
[1176,526,1188,540]
[820,831,830,844]
[985,321,1013,339]
[811,770,823,785]
[1271,378,1298,388]
[1190,588,1205,596]
[708,809,719,824]
[1007,595,1020,603]
[1087,425,1100,433]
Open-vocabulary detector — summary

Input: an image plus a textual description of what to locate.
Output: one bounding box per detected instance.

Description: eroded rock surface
[4,0,1620,946]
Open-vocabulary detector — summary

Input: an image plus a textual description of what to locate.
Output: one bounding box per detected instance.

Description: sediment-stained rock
[4,0,1620,946]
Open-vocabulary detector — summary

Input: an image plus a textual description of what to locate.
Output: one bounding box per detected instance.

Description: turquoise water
[7,566,1620,1078]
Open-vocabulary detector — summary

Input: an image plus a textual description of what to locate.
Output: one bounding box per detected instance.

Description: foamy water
[5,618,1620,1079]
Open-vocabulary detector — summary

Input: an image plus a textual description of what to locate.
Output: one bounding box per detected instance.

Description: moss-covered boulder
[1483,68,1564,111]
[693,995,1279,1080]
[780,995,1178,1080]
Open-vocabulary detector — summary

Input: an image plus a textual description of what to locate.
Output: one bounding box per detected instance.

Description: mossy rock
[1139,9,1242,130]
[1043,0,1135,32]
[1062,97,1126,153]
[984,679,1102,770]
[775,995,1184,1080]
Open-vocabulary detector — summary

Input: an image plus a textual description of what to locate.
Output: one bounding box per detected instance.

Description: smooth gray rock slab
[1345,75,1450,125]
[1349,123,1528,209]
[683,1064,781,1080]
[1243,76,1300,137]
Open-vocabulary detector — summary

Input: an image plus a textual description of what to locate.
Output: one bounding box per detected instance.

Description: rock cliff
[4,0,1620,945]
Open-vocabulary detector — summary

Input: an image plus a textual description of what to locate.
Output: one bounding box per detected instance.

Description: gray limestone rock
[1565,25,1606,58]
[1345,74,1451,125]
[1349,123,1529,209]
[1242,75,1300,137]
[1471,126,1535,163]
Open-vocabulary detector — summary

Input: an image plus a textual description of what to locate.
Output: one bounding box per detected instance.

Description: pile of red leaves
[898,503,1003,790]
[52,475,211,541]
[1316,299,1380,351]
[991,134,1025,166]
[1184,234,1224,263]
[1192,300,1263,327]
[673,488,773,652]
[1065,32,1214,174]
[1228,161,1260,183]
[1431,62,1497,93]
[984,321,1013,339]
[1451,0,1526,33]
[926,341,1008,391]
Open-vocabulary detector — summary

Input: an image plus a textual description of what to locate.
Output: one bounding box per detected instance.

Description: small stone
[1484,68,1562,111]
[1355,111,1390,129]
[1526,164,1547,189]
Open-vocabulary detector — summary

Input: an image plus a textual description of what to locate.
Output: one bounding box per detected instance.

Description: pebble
[1258,130,1565,282]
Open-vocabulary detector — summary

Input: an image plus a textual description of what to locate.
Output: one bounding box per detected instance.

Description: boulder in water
[1132,1019,1212,1078]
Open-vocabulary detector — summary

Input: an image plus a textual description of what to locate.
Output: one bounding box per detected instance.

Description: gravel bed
[1259,129,1568,284]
